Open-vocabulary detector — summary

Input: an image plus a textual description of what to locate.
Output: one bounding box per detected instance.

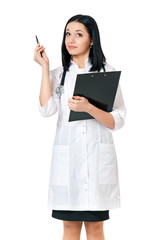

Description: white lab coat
[38,58,126,210]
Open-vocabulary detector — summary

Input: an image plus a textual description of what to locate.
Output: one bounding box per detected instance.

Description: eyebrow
[66,29,83,32]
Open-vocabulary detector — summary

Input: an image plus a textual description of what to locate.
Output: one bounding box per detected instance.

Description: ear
[90,39,93,46]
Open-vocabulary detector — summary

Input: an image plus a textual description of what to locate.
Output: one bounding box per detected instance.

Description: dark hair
[61,14,106,72]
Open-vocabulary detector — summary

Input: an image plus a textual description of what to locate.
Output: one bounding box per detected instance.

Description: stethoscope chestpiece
[56,84,65,97]
[56,69,67,98]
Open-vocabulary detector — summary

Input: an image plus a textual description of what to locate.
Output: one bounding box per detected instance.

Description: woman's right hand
[33,42,49,68]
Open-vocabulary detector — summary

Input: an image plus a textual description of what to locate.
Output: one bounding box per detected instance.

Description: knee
[84,221,104,235]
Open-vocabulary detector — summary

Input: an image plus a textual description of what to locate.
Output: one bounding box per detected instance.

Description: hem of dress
[51,210,110,222]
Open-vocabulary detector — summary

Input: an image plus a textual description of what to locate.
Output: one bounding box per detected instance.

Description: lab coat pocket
[50,145,69,185]
[98,143,117,184]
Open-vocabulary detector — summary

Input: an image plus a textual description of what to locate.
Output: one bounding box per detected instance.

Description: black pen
[35,35,43,57]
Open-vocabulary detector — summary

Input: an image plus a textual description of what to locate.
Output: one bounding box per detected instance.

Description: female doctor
[34,14,126,240]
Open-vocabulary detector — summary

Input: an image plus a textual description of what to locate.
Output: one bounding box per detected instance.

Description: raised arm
[39,65,52,106]
[34,42,51,106]
[34,42,59,117]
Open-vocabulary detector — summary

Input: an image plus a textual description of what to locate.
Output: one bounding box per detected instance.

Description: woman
[34,14,126,240]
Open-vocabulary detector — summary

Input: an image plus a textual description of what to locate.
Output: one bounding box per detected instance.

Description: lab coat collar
[70,57,92,70]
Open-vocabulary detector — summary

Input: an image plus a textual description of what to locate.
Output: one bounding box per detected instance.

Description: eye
[65,32,70,36]
[77,33,83,37]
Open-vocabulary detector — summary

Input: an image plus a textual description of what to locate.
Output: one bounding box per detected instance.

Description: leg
[84,221,105,240]
[62,220,83,240]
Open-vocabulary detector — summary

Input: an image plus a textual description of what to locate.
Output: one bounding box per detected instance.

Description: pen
[35,35,43,57]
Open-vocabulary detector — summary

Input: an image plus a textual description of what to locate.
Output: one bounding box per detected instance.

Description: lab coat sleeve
[38,67,62,117]
[107,83,126,132]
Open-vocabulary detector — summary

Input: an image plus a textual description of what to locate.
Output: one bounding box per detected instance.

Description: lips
[69,46,77,49]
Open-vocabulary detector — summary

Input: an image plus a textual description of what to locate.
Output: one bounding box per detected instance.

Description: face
[65,21,93,58]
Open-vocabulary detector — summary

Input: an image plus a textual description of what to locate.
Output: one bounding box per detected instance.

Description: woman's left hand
[68,96,91,113]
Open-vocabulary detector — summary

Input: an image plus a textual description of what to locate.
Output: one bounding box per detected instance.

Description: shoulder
[105,62,116,71]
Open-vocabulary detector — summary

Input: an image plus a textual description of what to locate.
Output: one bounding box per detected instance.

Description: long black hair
[61,14,106,72]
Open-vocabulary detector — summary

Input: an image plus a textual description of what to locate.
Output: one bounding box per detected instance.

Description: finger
[34,45,42,52]
[38,47,46,52]
[37,49,45,58]
[37,47,46,54]
[35,43,41,50]
[70,99,78,103]
[68,98,73,102]
[37,46,44,50]
[41,49,46,56]
[35,45,44,52]
[73,96,81,99]
[37,48,45,57]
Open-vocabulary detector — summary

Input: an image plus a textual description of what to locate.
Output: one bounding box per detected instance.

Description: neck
[71,55,89,69]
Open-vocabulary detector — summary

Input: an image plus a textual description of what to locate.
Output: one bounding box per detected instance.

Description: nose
[70,35,75,43]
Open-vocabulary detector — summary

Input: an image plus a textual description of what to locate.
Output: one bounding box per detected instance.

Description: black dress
[52,209,110,222]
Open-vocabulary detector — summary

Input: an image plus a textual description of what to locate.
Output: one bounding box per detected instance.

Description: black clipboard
[68,71,121,122]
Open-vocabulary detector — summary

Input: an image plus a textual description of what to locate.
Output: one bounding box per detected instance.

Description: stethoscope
[55,69,67,98]
[56,63,106,98]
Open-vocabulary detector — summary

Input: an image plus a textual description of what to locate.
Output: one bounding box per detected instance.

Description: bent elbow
[107,110,126,132]
[38,96,59,117]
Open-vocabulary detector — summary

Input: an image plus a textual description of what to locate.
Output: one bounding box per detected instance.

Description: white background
[0,0,159,239]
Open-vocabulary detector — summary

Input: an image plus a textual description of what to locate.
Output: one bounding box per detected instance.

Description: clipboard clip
[91,64,106,78]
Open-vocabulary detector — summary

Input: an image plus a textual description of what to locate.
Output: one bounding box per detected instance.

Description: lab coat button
[85,182,87,184]
[117,195,120,199]
[85,189,87,191]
